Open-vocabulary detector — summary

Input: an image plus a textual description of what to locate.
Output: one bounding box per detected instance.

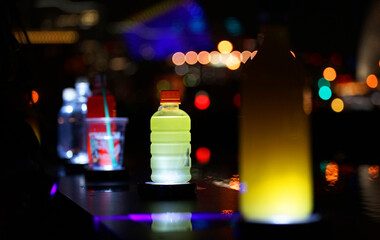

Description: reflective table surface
[54,160,380,240]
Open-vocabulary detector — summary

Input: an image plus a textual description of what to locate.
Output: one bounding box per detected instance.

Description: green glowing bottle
[150,90,191,184]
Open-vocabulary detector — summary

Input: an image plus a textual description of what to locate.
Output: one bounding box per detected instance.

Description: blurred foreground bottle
[239,25,313,224]
[86,75,116,118]
[150,90,191,183]
[70,78,91,164]
[57,88,77,159]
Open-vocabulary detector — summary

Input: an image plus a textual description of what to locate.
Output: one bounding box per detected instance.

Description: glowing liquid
[240,28,313,224]
[150,106,191,183]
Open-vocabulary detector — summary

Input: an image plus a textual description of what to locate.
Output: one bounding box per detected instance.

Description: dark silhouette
[0,1,54,238]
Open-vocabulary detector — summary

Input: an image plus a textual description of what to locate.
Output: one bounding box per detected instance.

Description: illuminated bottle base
[242,213,321,225]
[138,182,196,200]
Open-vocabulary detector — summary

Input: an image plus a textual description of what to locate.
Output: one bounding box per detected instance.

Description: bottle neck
[160,103,180,111]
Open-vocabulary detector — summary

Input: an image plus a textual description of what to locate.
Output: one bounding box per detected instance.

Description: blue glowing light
[225,17,243,36]
[318,86,332,100]
[317,77,331,88]
[122,0,212,61]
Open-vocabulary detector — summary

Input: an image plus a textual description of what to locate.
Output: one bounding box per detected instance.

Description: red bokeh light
[233,93,240,107]
[194,94,210,110]
[196,147,211,164]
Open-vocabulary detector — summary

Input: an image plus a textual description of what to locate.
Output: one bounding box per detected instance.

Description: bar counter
[55,174,239,239]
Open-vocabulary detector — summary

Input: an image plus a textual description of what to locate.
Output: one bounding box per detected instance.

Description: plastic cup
[85,117,128,171]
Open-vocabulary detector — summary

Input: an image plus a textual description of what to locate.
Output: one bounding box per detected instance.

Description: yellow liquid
[150,108,191,183]
[240,29,313,224]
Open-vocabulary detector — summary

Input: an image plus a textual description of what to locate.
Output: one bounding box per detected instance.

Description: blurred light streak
[356,1,380,82]
[15,30,79,44]
[120,0,213,61]
[302,88,312,115]
[333,82,369,97]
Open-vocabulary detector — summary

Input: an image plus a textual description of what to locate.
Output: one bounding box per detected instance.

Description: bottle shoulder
[152,108,189,118]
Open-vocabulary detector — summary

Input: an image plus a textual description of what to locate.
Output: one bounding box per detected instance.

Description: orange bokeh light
[366,74,378,88]
[325,161,339,186]
[172,52,185,65]
[198,51,210,65]
[185,51,198,65]
[217,40,233,54]
[323,67,337,81]
[30,90,39,104]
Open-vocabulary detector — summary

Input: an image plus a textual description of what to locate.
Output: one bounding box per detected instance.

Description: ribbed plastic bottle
[150,90,191,184]
[57,88,77,159]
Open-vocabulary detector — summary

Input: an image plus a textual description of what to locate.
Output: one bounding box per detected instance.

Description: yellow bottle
[240,26,313,224]
[150,90,191,184]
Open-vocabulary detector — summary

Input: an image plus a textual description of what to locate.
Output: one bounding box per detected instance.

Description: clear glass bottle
[70,78,91,164]
[57,88,77,159]
[150,90,191,184]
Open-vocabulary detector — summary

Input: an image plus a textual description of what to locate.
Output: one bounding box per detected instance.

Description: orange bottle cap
[160,90,181,103]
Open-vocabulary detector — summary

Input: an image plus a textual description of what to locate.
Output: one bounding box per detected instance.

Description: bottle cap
[160,90,180,103]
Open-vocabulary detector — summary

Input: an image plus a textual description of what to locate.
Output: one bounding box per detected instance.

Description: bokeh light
[233,93,240,107]
[172,52,186,65]
[217,40,233,54]
[331,98,344,113]
[30,90,39,104]
[241,50,251,63]
[319,86,332,100]
[323,67,337,81]
[366,74,378,88]
[195,147,211,164]
[185,51,198,65]
[209,51,221,65]
[251,50,258,59]
[317,77,331,88]
[194,91,210,110]
[226,54,241,70]
[198,51,210,65]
